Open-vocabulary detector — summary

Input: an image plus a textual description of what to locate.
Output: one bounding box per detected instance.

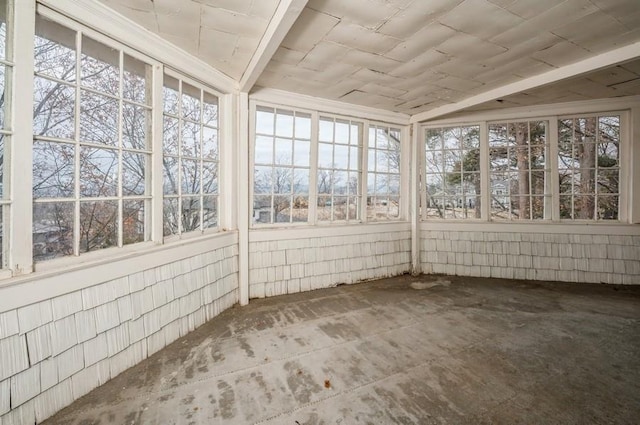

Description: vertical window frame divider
[9,0,34,275]
[308,110,319,225]
[360,121,369,222]
[150,63,164,243]
[479,122,489,220]
[419,125,427,221]
[400,124,411,221]
[549,118,560,221]
[72,30,82,257]
[117,49,124,247]
[619,110,631,223]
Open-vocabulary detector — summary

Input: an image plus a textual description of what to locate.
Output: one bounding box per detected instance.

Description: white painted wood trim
[419,221,640,235]
[479,122,490,220]
[0,231,238,312]
[631,106,640,224]
[38,0,236,94]
[250,222,411,242]
[251,88,410,125]
[9,0,36,274]
[410,123,420,274]
[548,119,560,221]
[411,42,640,123]
[221,93,237,230]
[239,0,308,92]
[417,96,640,127]
[150,64,164,242]
[238,93,250,306]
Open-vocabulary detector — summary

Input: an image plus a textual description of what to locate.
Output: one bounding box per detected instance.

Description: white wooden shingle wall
[249,228,412,298]
[421,230,640,285]
[0,244,238,424]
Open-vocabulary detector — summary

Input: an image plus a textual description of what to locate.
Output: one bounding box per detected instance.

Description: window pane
[203,92,218,127]
[163,116,179,154]
[256,107,274,135]
[255,135,273,165]
[319,119,333,142]
[80,90,118,146]
[202,161,218,194]
[181,197,200,232]
[33,141,75,198]
[122,103,149,150]
[203,196,218,229]
[202,126,218,160]
[294,140,310,167]
[163,74,179,115]
[34,16,76,81]
[274,138,292,165]
[426,125,481,220]
[275,110,293,138]
[123,200,144,245]
[181,159,200,194]
[122,152,146,196]
[292,196,308,222]
[318,143,333,168]
[274,195,291,223]
[81,36,119,94]
[274,167,292,194]
[162,156,178,195]
[182,120,200,158]
[253,195,272,224]
[79,200,118,253]
[80,147,118,197]
[294,113,311,139]
[123,54,148,104]
[293,169,309,194]
[33,77,75,139]
[163,198,179,236]
[33,202,74,262]
[182,83,200,121]
[254,166,272,194]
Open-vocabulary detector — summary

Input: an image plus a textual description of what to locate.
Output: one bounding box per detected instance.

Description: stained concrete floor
[44,275,640,425]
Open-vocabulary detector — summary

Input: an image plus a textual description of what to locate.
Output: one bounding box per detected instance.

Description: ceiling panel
[97,0,640,116]
[98,0,279,79]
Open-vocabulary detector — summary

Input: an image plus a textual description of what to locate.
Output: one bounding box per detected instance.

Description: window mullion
[479,122,489,220]
[361,121,369,222]
[10,0,36,273]
[549,118,559,221]
[117,50,124,247]
[308,111,318,225]
[150,64,163,242]
[73,31,82,257]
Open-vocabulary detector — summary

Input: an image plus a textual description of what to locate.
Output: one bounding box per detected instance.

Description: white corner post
[238,92,250,305]
[629,107,640,224]
[410,122,421,275]
[9,0,36,274]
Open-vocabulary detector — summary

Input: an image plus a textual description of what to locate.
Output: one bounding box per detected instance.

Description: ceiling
[98,0,640,119]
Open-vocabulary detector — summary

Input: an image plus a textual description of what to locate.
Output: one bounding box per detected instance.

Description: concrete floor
[44,275,640,425]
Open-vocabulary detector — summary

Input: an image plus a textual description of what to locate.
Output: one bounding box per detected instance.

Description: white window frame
[249,99,410,228]
[31,9,159,267]
[161,68,223,241]
[420,107,632,224]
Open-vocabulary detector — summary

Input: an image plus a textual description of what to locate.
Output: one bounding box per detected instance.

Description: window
[253,107,310,224]
[558,115,619,220]
[317,117,362,222]
[489,121,549,220]
[32,16,153,261]
[367,125,401,220]
[424,126,480,219]
[0,0,11,267]
[162,74,219,236]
